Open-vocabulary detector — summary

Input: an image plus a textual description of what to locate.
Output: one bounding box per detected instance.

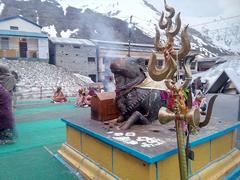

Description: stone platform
[58,110,240,180]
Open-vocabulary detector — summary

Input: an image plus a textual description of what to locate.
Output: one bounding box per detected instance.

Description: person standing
[0,64,17,144]
[104,76,116,92]
[11,71,18,109]
[194,77,202,93]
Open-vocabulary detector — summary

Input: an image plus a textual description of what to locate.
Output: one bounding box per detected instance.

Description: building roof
[49,37,95,46]
[207,69,240,94]
[91,39,182,51]
[91,39,154,48]
[0,15,42,28]
[100,46,153,53]
[0,30,48,38]
[193,56,240,85]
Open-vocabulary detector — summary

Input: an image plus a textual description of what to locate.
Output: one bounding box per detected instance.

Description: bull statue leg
[120,111,149,130]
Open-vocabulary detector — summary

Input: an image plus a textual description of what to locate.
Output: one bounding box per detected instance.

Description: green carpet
[0,119,66,154]
[15,103,75,115]
[0,101,84,180]
[0,146,79,180]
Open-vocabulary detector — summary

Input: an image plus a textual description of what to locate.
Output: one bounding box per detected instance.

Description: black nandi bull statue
[110,0,217,130]
[110,56,216,130]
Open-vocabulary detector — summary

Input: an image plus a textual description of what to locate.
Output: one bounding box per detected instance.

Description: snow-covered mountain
[185,16,240,53]
[0,0,239,57]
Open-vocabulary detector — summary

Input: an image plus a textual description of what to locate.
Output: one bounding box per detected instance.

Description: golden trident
[148,0,194,179]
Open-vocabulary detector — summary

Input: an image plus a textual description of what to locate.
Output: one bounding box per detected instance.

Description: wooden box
[91,92,120,121]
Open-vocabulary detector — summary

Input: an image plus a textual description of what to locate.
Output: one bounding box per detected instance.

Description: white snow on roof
[193,56,240,86]
[60,28,79,38]
[0,3,5,16]
[42,25,57,37]
[50,37,95,46]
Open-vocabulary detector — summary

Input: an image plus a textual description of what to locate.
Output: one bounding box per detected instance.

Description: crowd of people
[51,76,116,108]
[51,84,104,107]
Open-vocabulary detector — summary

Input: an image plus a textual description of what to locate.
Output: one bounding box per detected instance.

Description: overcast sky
[148,0,240,17]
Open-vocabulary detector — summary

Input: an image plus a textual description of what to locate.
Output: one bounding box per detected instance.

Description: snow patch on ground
[0,3,5,15]
[111,132,165,148]
[60,28,79,38]
[42,25,57,37]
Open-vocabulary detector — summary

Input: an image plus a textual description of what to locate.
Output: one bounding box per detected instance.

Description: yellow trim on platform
[82,133,113,172]
[158,153,180,180]
[190,148,240,180]
[58,144,118,180]
[191,142,211,174]
[232,130,237,149]
[211,131,233,161]
[64,125,239,180]
[114,148,156,180]
[66,126,81,151]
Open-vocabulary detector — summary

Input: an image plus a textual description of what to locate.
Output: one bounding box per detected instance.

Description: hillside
[0,0,238,56]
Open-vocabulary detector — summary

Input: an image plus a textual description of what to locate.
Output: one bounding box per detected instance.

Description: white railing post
[40,86,42,99]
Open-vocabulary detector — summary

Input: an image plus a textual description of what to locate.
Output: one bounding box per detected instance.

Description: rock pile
[0,59,93,100]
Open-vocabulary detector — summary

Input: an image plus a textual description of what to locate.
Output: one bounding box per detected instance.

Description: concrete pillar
[98,57,105,81]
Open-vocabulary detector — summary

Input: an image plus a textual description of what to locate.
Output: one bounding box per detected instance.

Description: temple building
[49,37,98,82]
[49,38,164,82]
[0,15,49,61]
